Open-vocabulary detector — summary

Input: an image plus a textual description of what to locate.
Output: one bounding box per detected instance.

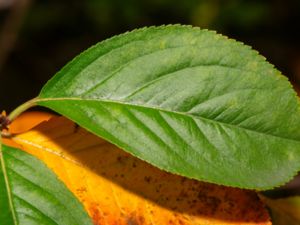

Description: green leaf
[34,25,300,189]
[261,195,300,225]
[0,143,92,225]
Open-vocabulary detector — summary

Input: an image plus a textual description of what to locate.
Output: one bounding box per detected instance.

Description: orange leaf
[3,113,271,225]
[9,111,53,134]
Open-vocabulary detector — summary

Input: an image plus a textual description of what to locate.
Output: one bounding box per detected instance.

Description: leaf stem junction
[1,98,37,137]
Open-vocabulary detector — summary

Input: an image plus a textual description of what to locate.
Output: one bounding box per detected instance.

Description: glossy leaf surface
[0,143,92,225]
[35,25,300,189]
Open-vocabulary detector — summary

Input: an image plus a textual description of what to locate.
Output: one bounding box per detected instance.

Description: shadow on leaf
[5,115,271,224]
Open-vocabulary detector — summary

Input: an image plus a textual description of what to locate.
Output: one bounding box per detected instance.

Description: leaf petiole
[7,98,38,122]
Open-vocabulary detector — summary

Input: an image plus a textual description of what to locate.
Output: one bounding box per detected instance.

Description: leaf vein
[0,147,18,225]
[8,168,80,225]
[35,97,300,143]
[14,195,59,225]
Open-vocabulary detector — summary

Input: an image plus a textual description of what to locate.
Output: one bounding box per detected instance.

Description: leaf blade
[37,25,300,189]
[0,139,17,225]
[0,143,93,225]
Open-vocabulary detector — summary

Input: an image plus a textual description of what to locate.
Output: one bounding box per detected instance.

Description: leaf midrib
[0,143,18,225]
[35,97,300,143]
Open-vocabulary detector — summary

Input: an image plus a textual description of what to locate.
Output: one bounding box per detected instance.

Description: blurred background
[0,0,300,195]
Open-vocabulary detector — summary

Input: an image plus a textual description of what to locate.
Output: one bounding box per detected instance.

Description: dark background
[0,0,300,195]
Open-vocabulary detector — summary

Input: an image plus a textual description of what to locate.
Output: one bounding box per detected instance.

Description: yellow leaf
[3,113,271,225]
[9,111,53,134]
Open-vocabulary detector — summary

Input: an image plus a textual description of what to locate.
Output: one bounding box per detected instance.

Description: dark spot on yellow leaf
[5,115,272,225]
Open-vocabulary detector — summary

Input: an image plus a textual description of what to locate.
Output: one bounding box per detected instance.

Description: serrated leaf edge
[36,25,300,190]
[35,97,300,191]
